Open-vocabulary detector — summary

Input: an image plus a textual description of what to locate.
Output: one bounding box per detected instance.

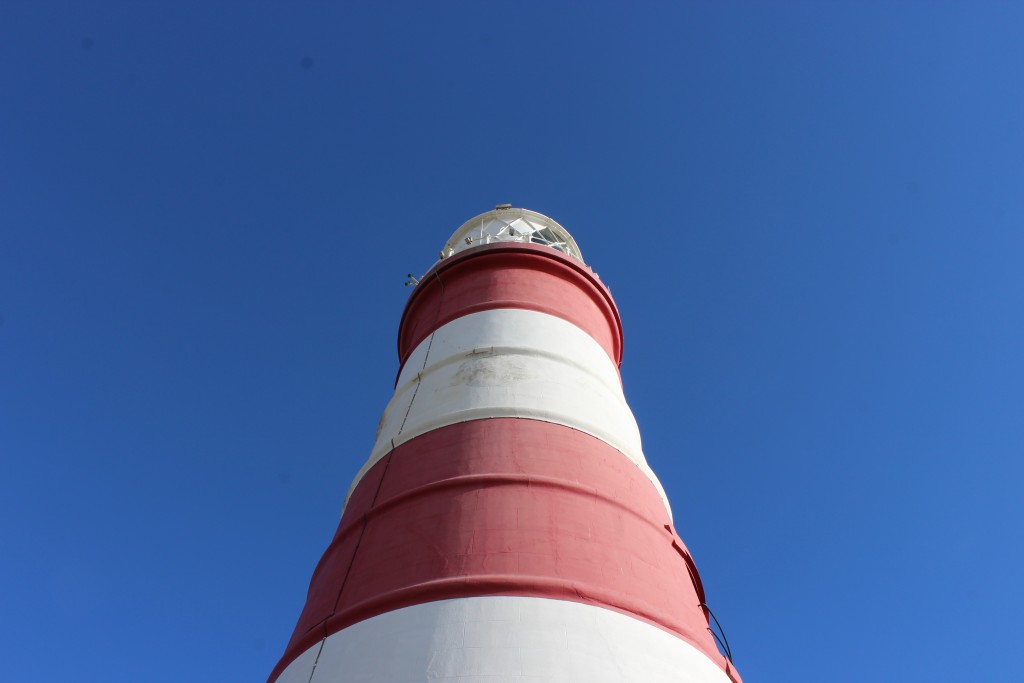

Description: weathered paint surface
[349,308,669,515]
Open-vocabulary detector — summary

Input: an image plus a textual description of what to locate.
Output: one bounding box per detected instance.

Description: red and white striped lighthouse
[269,207,742,683]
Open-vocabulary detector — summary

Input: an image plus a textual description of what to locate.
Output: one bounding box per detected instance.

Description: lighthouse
[269,207,741,683]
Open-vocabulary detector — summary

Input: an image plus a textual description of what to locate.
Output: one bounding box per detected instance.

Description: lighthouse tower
[269,207,741,683]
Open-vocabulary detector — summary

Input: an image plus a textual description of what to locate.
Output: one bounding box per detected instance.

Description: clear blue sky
[2,2,1022,681]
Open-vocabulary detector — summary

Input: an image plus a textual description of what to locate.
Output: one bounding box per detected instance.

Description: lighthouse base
[274,596,733,683]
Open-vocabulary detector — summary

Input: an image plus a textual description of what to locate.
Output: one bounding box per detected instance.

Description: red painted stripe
[269,419,725,682]
[396,243,623,376]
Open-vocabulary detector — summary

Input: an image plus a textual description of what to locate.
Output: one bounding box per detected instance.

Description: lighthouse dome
[439,205,584,262]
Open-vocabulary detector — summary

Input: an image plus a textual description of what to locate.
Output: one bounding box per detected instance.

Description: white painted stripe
[345,308,670,516]
[274,596,731,683]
